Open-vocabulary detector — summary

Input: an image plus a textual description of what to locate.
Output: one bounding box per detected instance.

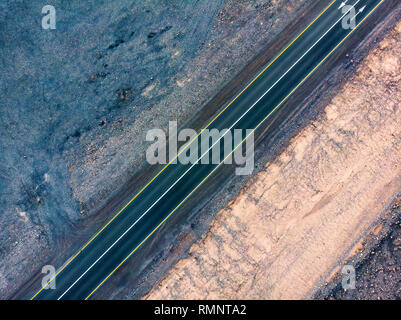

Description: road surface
[31,0,386,300]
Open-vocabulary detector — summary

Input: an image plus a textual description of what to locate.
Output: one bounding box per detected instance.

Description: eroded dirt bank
[144,19,401,300]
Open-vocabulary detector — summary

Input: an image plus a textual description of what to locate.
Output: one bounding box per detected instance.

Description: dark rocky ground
[0,0,315,298]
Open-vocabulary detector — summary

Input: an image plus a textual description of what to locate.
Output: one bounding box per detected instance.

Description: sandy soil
[144,19,401,300]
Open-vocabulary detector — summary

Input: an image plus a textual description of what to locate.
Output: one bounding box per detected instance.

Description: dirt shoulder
[144,17,401,300]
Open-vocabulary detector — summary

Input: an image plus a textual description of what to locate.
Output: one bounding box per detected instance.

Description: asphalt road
[31,0,386,300]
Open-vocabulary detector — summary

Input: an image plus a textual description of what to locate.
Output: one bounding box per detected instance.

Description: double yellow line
[32,0,338,300]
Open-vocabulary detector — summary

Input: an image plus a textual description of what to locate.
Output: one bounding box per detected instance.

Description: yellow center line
[31,0,337,300]
[85,0,385,300]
